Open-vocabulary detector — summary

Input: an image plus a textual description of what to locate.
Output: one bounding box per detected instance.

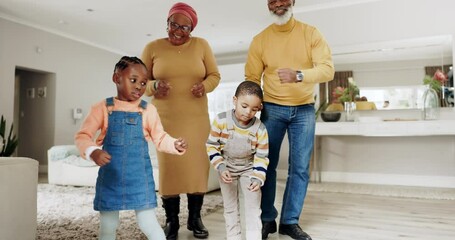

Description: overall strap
[105,97,115,114]
[106,97,115,106]
[248,118,261,143]
[225,110,235,134]
[139,100,147,109]
[138,100,147,114]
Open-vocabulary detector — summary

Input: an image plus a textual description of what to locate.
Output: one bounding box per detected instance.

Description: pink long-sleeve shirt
[75,98,184,160]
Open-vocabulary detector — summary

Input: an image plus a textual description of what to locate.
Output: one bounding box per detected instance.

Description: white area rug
[307,182,455,200]
[36,184,223,240]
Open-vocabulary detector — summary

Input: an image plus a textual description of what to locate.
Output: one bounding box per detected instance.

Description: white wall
[0,18,122,147]
[302,0,455,51]
[336,58,452,88]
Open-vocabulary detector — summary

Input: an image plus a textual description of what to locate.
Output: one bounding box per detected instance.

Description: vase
[344,102,356,122]
[422,86,439,120]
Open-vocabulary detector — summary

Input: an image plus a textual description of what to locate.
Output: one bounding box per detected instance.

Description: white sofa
[0,157,38,240]
[48,145,99,187]
[48,145,220,191]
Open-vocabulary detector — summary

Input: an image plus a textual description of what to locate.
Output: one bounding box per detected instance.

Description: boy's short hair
[235,81,263,101]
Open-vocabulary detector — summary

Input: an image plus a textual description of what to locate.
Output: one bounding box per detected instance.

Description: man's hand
[277,68,298,83]
[91,149,111,167]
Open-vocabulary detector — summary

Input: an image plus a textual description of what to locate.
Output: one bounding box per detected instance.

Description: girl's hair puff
[114,56,147,73]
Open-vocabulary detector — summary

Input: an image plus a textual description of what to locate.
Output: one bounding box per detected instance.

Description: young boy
[207,81,269,240]
[75,56,187,240]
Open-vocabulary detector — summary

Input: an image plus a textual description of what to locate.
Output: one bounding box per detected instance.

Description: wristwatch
[296,70,304,82]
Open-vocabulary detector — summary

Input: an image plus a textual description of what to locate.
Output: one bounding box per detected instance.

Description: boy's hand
[220,170,232,184]
[248,180,260,192]
[174,137,187,152]
[91,149,111,167]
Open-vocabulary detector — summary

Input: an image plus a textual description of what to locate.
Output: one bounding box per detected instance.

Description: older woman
[141,2,220,239]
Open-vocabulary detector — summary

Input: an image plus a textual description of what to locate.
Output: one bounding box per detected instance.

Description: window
[207,82,239,121]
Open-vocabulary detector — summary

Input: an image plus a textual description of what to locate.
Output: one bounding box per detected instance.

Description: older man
[245,0,334,239]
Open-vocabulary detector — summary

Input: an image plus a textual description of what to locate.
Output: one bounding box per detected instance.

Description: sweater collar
[272,16,295,32]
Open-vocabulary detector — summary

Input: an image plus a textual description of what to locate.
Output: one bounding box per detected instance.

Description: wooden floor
[38,174,455,240]
[182,183,455,240]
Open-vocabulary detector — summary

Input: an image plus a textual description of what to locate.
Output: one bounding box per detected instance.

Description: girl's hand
[174,137,187,152]
[220,170,232,184]
[91,149,111,167]
[248,181,260,192]
[154,80,171,98]
[191,82,205,98]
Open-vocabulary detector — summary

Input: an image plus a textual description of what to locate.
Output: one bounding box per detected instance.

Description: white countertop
[316,120,455,136]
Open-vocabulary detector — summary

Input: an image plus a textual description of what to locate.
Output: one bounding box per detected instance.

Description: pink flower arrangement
[331,86,345,103]
[423,69,447,92]
[331,78,359,103]
[433,69,448,84]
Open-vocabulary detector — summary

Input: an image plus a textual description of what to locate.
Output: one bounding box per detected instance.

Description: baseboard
[277,169,455,188]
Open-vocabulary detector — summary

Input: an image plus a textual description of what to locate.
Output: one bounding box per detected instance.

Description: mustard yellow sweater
[245,17,335,106]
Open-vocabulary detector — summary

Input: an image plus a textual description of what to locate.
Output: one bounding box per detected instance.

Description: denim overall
[94,97,156,211]
[219,110,262,240]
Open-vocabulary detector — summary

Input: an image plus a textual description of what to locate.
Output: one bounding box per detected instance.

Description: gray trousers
[219,170,262,240]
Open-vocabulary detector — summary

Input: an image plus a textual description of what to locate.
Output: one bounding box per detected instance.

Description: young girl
[206,81,269,240]
[75,56,187,240]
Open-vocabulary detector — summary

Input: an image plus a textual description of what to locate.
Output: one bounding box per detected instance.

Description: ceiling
[0,0,384,56]
[0,0,452,64]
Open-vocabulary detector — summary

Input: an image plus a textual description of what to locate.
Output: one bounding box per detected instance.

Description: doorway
[14,67,56,173]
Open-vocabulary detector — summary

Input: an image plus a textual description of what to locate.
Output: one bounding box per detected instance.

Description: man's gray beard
[270,6,293,25]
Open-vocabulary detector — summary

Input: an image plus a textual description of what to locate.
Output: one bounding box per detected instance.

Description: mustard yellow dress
[141,37,221,195]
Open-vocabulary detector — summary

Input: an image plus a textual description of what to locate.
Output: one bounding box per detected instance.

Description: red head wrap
[167,2,198,31]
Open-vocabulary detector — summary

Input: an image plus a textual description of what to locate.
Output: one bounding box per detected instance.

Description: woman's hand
[91,149,111,167]
[191,82,205,98]
[154,80,171,98]
[174,137,188,152]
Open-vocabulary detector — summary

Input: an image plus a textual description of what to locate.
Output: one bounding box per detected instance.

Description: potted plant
[1,115,19,157]
[315,101,328,120]
[336,77,360,104]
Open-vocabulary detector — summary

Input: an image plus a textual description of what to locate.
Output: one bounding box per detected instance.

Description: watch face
[296,72,304,81]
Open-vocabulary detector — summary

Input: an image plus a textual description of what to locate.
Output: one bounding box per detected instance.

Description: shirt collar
[272,16,295,32]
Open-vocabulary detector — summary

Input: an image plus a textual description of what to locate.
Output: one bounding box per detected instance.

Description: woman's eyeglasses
[168,21,192,33]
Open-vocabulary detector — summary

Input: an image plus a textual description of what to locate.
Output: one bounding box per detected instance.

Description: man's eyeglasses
[168,21,192,33]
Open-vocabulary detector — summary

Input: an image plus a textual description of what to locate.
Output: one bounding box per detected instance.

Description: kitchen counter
[316,120,455,136]
[312,119,455,187]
